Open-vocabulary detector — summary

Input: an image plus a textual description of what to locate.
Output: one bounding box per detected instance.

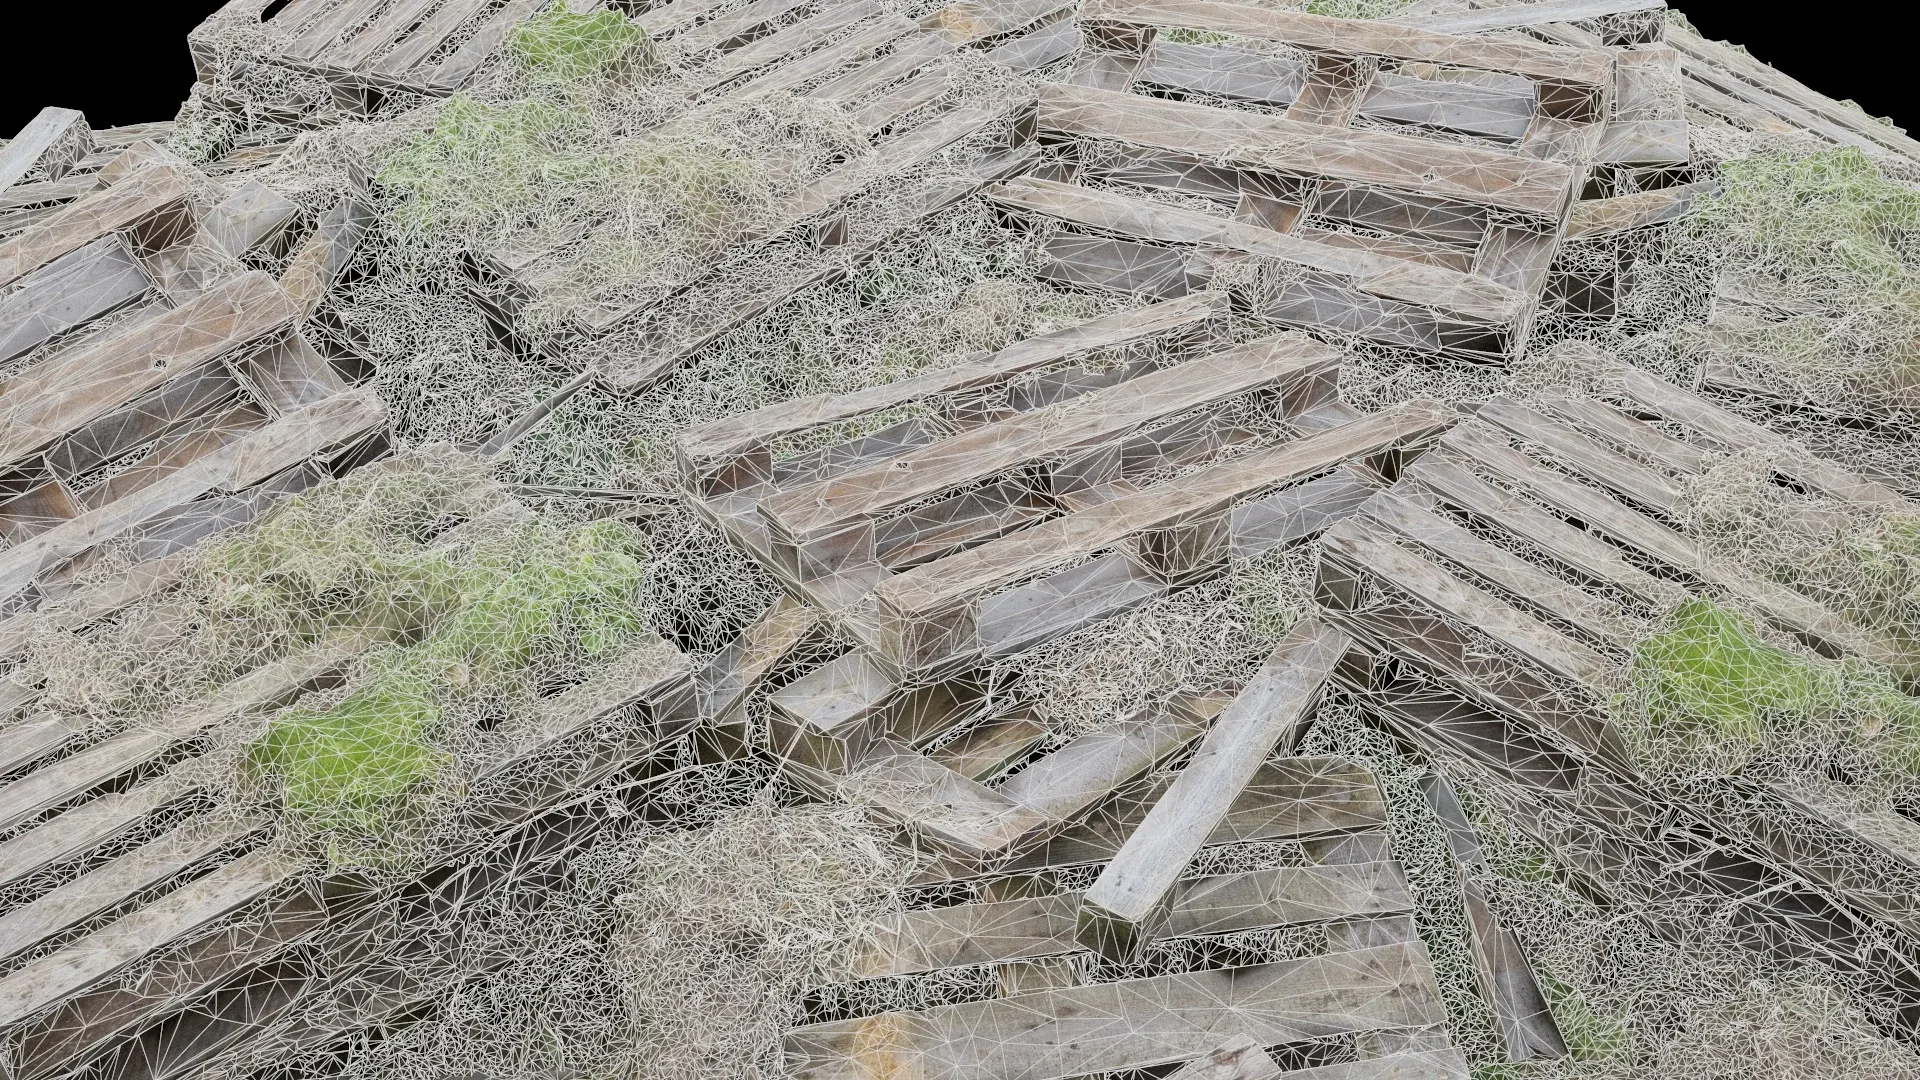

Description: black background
[1,1,1912,137]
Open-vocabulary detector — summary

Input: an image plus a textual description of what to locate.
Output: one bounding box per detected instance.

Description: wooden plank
[0,235,151,364]
[975,554,1167,659]
[1077,622,1349,961]
[984,16,1082,71]
[928,758,1389,882]
[840,741,1048,858]
[760,332,1341,548]
[369,0,498,79]
[1666,25,1920,162]
[322,0,443,70]
[1475,397,1684,514]
[1321,515,1613,687]
[202,181,301,258]
[0,636,371,834]
[744,14,922,97]
[1599,357,1907,506]
[1596,119,1689,165]
[1526,391,1712,477]
[1399,453,1681,609]
[426,0,549,90]
[1359,72,1536,141]
[677,291,1220,494]
[768,649,897,773]
[694,595,822,725]
[0,780,196,891]
[639,0,736,39]
[0,848,305,1029]
[1393,0,1663,35]
[1230,467,1380,560]
[929,711,1048,781]
[0,272,298,472]
[922,0,1075,44]
[1356,489,1625,645]
[0,108,90,191]
[670,0,813,57]
[280,198,374,316]
[993,703,1210,844]
[1036,82,1576,218]
[0,814,267,964]
[1135,40,1304,107]
[786,941,1448,1080]
[1082,0,1613,86]
[1441,422,1900,665]
[0,164,195,289]
[0,392,386,604]
[697,0,885,90]
[1461,875,1568,1061]
[875,401,1453,672]
[1165,1035,1280,1080]
[985,177,1527,323]
[859,861,1411,977]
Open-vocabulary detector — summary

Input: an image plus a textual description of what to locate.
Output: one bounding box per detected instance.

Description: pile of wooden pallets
[0,454,703,1080]
[1308,345,1920,1033]
[0,117,386,618]
[462,0,1080,399]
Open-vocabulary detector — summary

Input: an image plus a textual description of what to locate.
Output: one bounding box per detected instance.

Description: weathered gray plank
[0,164,195,289]
[984,176,1527,323]
[0,108,90,191]
[1475,397,1684,514]
[1037,82,1576,218]
[426,0,549,90]
[1393,0,1663,35]
[0,392,387,604]
[0,814,267,964]
[0,848,306,1029]
[1077,621,1350,961]
[786,940,1448,1080]
[1280,1049,1471,1080]
[859,862,1412,977]
[676,292,1221,494]
[1461,875,1568,1061]
[875,401,1453,672]
[929,712,1047,781]
[1165,1035,1281,1080]
[0,236,150,365]
[746,14,922,97]
[1085,0,1614,86]
[698,0,885,90]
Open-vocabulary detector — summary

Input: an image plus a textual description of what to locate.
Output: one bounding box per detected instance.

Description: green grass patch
[1700,148,1920,294]
[509,7,653,81]
[247,514,648,844]
[1626,599,1920,776]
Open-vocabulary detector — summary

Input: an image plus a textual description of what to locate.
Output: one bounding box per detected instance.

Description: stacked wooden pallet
[1307,345,1920,1032]
[784,621,1477,1080]
[190,0,577,115]
[0,454,702,1080]
[984,0,1690,358]
[0,126,386,618]
[462,0,1078,399]
[0,111,180,242]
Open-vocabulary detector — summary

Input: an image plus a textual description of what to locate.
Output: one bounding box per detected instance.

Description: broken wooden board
[786,940,1448,1080]
[858,861,1413,977]
[1077,620,1350,961]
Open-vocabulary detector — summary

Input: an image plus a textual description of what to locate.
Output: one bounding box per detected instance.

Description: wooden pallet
[0,140,386,617]
[785,624,1474,1079]
[460,0,1075,399]
[1304,351,1920,1032]
[0,456,701,1080]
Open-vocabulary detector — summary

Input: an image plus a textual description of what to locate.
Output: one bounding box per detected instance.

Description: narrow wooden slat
[859,861,1411,977]
[761,332,1339,547]
[369,0,498,79]
[1357,489,1624,645]
[0,848,306,1029]
[676,293,1221,493]
[1077,622,1350,961]
[1475,398,1684,514]
[995,703,1209,841]
[282,0,390,62]
[0,391,387,604]
[0,814,268,964]
[875,402,1452,671]
[1083,0,1614,86]
[0,272,297,472]
[322,0,442,69]
[985,176,1526,323]
[744,14,921,97]
[426,0,549,90]
[0,109,90,192]
[929,712,1047,781]
[1036,82,1575,218]
[1164,1034,1281,1080]
[0,164,195,289]
[697,0,884,89]
[0,235,151,364]
[1322,515,1613,686]
[1392,0,1663,35]
[786,941,1447,1080]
